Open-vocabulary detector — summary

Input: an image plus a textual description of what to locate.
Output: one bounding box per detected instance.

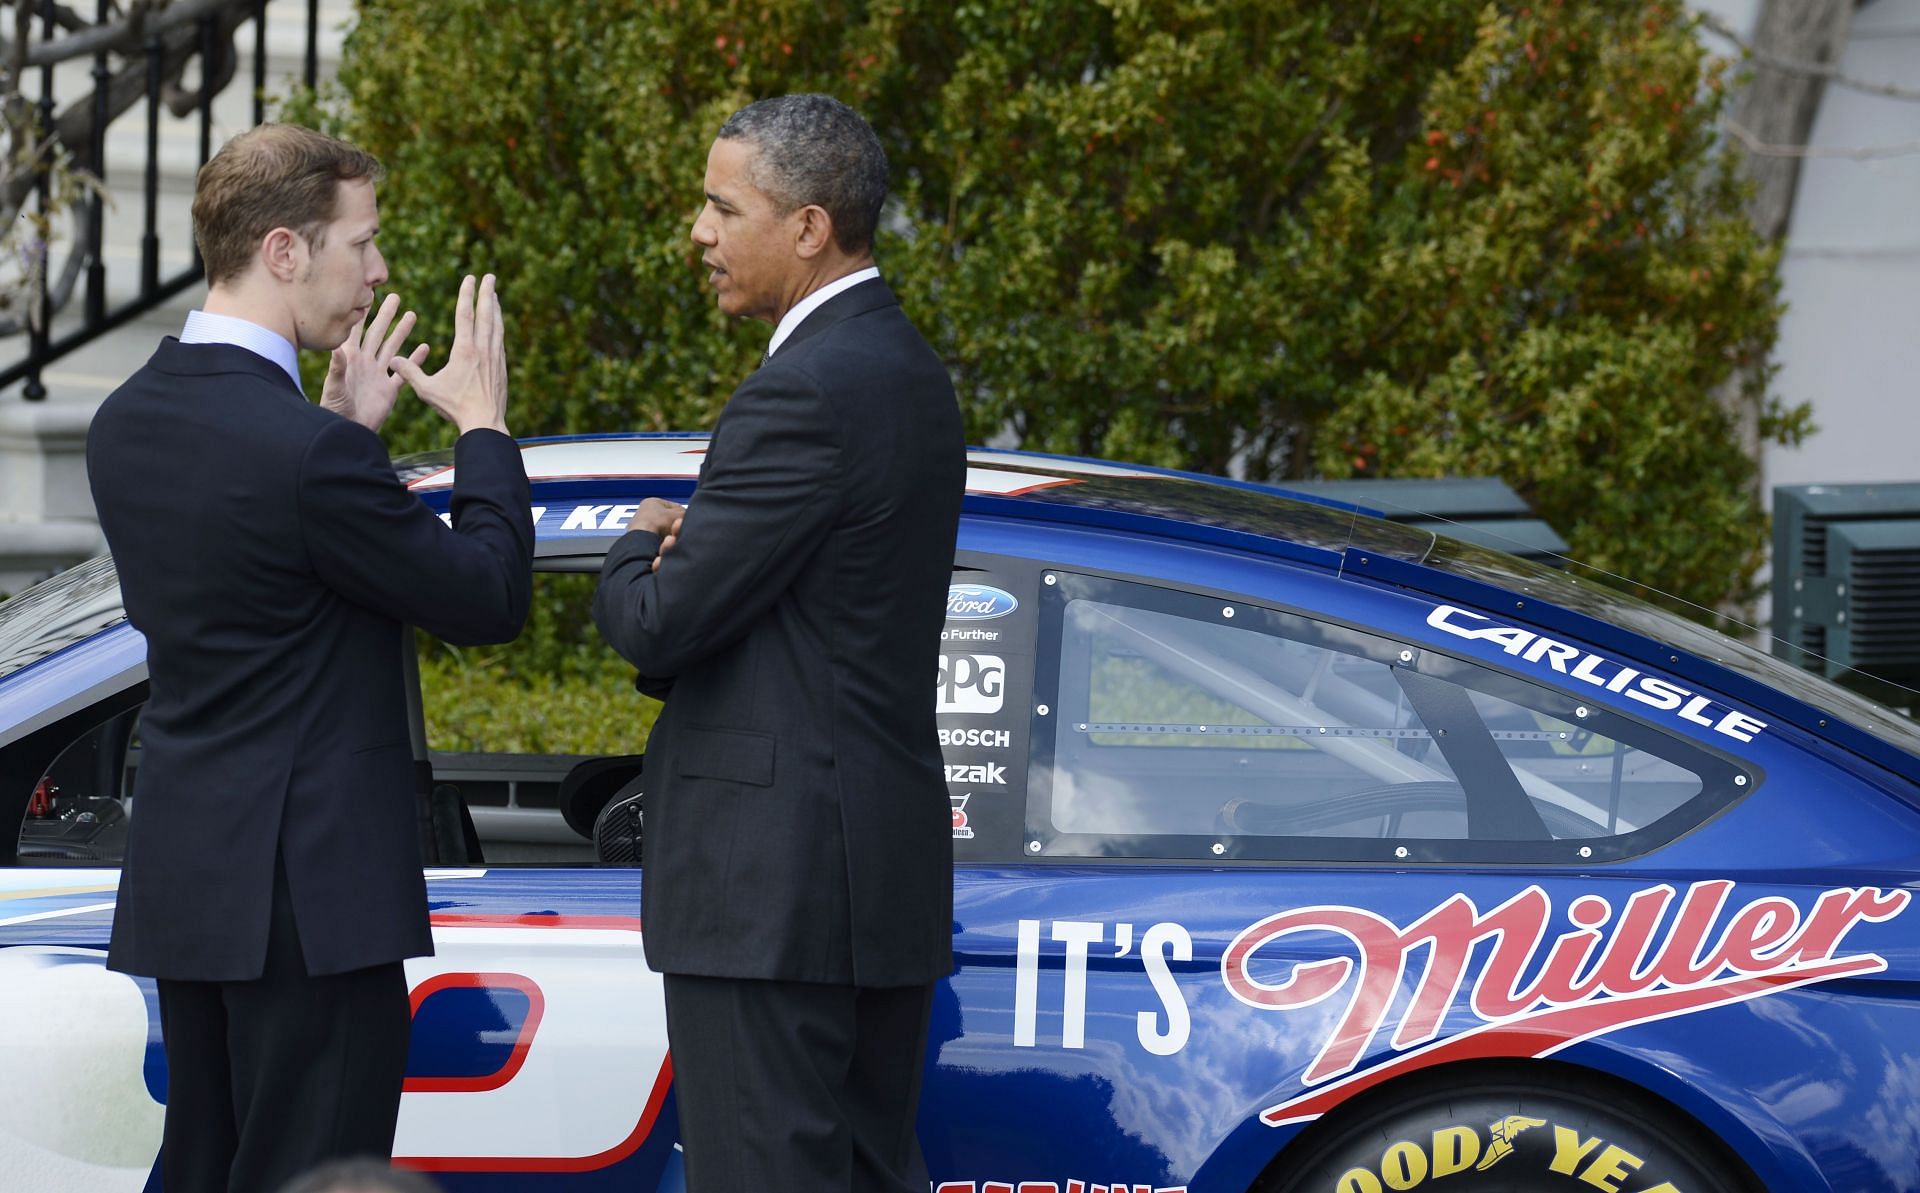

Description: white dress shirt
[180,309,304,394]
[765,266,881,358]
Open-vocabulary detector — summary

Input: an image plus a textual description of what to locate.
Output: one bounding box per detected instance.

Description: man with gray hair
[594,94,963,1191]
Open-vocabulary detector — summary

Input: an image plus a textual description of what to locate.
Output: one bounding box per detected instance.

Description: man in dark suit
[86,124,532,1192]
[593,94,964,1192]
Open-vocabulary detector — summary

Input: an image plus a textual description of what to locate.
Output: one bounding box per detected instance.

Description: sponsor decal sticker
[946,762,1007,786]
[939,728,1013,749]
[947,584,1020,621]
[1328,1118,1681,1192]
[1232,881,1908,1125]
[1426,605,1769,743]
[938,654,1006,715]
[950,795,975,840]
[933,1175,1182,1183]
[1008,883,1907,1128]
[942,626,1002,644]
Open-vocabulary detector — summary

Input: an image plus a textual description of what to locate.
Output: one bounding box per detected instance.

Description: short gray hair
[717,94,887,255]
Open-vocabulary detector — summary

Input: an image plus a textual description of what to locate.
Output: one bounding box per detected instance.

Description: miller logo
[950,794,974,840]
[1224,881,1910,1126]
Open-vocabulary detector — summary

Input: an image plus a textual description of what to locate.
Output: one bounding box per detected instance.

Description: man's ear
[261,226,305,283]
[793,204,835,261]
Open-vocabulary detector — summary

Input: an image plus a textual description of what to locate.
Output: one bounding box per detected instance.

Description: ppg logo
[937,654,1005,714]
[947,584,1019,621]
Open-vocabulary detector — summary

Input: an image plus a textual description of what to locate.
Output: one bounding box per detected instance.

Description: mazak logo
[946,762,1007,786]
[947,584,1019,621]
[938,654,1005,714]
[1222,881,1909,1126]
[950,794,974,840]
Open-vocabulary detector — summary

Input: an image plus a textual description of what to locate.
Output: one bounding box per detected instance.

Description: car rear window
[0,556,126,684]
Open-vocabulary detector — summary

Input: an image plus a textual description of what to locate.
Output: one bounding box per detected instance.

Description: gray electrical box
[1773,484,1920,696]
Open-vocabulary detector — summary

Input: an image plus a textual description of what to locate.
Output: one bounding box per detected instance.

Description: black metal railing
[1,0,320,399]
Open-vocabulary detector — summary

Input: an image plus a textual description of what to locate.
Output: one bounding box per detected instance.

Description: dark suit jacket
[594,278,964,987]
[87,339,533,981]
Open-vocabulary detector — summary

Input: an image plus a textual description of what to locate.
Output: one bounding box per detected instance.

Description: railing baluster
[142,28,162,298]
[255,0,269,126]
[199,17,216,167]
[306,0,319,92]
[22,0,59,400]
[86,0,111,327]
[195,16,220,275]
[2,0,352,395]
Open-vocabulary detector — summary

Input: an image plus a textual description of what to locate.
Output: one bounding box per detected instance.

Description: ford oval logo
[947,584,1019,621]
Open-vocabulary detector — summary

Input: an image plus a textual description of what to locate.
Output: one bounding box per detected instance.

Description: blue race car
[2,434,1917,1192]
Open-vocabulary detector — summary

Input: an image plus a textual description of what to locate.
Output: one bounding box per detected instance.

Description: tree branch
[1723,115,1920,160]
[1699,9,1920,103]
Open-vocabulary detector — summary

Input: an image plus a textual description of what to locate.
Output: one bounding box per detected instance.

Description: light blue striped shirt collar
[766,266,880,358]
[179,309,303,393]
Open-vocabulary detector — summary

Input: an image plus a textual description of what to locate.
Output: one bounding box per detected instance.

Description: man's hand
[633,498,685,572]
[319,293,428,431]
[390,274,509,436]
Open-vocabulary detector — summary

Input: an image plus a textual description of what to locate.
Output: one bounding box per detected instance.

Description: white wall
[1753,0,1920,493]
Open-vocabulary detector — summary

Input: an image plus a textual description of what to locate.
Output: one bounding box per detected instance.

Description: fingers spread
[365,292,402,350]
[378,309,418,366]
[452,274,477,355]
[475,273,498,365]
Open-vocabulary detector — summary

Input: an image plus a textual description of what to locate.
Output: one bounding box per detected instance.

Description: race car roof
[398,434,1920,774]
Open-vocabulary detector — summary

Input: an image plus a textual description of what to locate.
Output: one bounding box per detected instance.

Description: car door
[919,537,1913,1193]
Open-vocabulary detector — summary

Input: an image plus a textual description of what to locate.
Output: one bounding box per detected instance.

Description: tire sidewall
[1273,1073,1749,1193]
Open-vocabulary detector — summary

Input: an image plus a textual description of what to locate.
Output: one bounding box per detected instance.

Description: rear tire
[1262,1062,1762,1193]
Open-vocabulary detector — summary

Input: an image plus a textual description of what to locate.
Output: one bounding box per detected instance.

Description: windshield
[0,556,127,683]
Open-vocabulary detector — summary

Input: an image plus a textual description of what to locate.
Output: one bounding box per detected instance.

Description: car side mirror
[593,779,643,866]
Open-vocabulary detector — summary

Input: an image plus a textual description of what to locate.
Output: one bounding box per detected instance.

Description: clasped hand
[633,498,685,573]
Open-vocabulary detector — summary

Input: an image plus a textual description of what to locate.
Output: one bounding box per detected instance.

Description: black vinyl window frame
[1026,570,1759,865]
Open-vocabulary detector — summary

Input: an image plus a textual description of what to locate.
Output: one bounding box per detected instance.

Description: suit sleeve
[594,371,839,677]
[299,421,534,645]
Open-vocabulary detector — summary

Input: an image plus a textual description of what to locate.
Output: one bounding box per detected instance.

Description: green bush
[310,0,1790,625]
[418,648,659,755]
[416,573,661,755]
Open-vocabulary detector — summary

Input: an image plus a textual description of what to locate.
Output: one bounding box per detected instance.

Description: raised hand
[390,273,509,436]
[319,292,427,431]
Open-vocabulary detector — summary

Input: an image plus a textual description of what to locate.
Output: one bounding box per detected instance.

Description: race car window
[414,566,654,865]
[1028,572,1752,864]
[8,693,145,868]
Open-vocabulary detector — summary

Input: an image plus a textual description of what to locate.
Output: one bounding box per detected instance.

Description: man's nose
[368,245,389,287]
[690,208,717,246]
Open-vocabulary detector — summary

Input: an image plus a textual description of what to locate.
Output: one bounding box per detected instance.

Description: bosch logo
[937,654,1005,714]
[939,728,1012,749]
[947,584,1019,621]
